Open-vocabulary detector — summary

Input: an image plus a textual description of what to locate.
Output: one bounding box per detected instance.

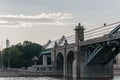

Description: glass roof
[45,22,120,49]
[39,49,51,56]
[45,35,75,49]
[45,39,60,49]
[84,22,120,40]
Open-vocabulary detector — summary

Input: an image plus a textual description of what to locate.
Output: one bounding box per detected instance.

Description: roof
[45,35,75,49]
[32,56,39,61]
[84,22,120,40]
[39,49,51,57]
[45,39,60,49]
[44,22,120,49]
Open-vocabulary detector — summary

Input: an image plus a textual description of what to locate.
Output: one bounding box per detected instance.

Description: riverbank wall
[0,68,119,77]
[0,70,63,77]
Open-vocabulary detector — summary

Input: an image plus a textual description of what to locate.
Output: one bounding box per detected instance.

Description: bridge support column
[63,40,67,77]
[63,50,67,77]
[72,46,81,78]
[81,61,113,78]
[73,59,81,77]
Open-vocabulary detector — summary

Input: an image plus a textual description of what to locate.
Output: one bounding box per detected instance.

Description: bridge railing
[64,22,120,43]
[46,22,120,49]
[84,22,120,40]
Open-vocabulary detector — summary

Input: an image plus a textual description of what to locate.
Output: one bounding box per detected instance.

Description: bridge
[35,22,120,78]
[77,22,120,78]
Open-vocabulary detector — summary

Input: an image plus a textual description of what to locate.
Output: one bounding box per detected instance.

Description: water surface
[0,76,119,80]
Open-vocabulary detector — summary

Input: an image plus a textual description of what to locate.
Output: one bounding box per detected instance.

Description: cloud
[0,13,73,27]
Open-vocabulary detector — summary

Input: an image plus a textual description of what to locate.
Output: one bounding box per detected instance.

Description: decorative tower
[74,23,85,43]
[6,39,10,48]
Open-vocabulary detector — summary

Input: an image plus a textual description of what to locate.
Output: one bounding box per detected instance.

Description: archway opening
[67,51,74,77]
[56,53,64,71]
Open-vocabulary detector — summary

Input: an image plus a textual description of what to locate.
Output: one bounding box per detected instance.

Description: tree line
[0,41,42,68]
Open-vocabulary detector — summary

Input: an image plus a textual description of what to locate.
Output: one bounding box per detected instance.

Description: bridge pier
[80,61,113,78]
[63,48,67,77]
[79,44,114,78]
[73,59,81,78]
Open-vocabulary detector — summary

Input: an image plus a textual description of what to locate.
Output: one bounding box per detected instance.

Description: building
[28,23,84,77]
[6,39,10,48]
[28,22,120,77]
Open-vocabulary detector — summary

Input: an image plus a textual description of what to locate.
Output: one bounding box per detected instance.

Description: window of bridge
[56,53,64,70]
[67,51,74,77]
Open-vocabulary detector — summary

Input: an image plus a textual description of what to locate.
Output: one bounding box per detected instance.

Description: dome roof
[32,56,39,61]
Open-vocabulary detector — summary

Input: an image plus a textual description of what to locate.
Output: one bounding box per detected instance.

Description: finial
[48,40,51,42]
[54,42,58,47]
[65,40,67,43]
[104,23,106,26]
[64,39,68,45]
[55,42,57,45]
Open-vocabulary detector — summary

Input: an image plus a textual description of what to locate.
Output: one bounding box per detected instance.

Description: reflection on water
[0,76,119,80]
[60,77,112,80]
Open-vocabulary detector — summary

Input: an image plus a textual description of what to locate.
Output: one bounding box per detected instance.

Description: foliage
[1,41,42,68]
[3,46,22,68]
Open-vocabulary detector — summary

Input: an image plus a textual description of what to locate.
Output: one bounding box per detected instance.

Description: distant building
[6,39,10,48]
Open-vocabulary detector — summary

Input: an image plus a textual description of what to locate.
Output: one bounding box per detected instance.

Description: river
[0,76,119,80]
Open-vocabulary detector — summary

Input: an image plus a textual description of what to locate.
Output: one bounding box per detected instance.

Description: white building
[6,39,10,48]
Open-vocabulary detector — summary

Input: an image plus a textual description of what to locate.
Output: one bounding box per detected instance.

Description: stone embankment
[0,70,62,77]
[0,68,119,77]
[114,65,120,75]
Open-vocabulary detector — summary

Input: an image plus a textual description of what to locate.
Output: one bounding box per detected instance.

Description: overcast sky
[0,0,120,46]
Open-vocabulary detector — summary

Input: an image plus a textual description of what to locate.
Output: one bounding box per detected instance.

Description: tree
[3,41,42,68]
[16,41,42,67]
[3,46,22,68]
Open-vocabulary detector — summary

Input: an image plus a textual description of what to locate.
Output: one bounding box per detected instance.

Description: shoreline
[0,70,63,77]
[0,70,118,77]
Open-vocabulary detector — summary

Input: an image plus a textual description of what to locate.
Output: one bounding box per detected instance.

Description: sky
[0,0,120,47]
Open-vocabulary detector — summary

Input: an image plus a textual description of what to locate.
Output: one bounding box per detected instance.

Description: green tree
[16,41,42,67]
[2,41,42,68]
[3,46,22,68]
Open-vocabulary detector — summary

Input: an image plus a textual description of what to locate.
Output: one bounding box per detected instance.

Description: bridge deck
[79,35,108,46]
[79,34,120,46]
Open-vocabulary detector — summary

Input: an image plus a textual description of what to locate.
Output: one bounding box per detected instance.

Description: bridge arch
[67,51,74,77]
[56,52,64,71]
